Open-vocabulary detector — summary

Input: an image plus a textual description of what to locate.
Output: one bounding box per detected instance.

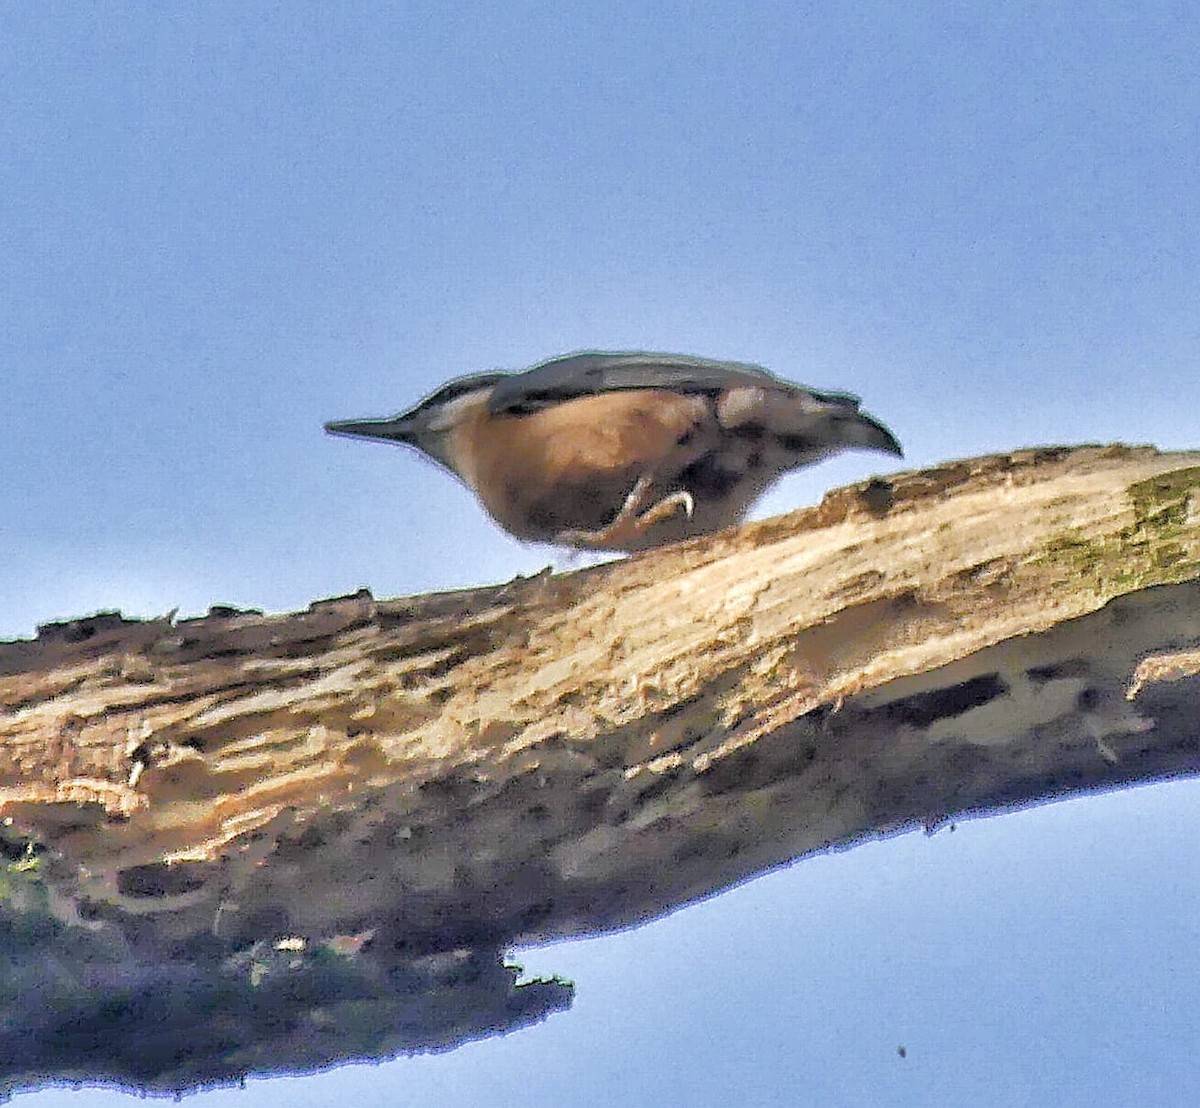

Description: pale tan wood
[2,443,1198,1096]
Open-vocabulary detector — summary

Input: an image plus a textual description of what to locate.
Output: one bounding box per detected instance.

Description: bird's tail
[825,407,903,457]
[793,390,904,458]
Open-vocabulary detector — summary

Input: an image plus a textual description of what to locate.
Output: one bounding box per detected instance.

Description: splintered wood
[1,444,1198,1096]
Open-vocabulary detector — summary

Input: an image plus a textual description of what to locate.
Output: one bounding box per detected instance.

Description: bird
[325,351,902,553]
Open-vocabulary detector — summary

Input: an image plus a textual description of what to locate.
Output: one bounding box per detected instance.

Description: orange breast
[448,390,714,538]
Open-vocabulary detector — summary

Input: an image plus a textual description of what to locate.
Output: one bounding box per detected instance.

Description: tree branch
[2,444,1198,1097]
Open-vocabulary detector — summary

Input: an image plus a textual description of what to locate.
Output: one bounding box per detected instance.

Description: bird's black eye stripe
[488,390,560,415]
[503,398,552,415]
[419,373,509,412]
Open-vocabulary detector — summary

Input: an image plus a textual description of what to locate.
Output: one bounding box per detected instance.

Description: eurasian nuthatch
[325,351,902,552]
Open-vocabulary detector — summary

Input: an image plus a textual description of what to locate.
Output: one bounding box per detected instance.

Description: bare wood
[2,444,1199,1096]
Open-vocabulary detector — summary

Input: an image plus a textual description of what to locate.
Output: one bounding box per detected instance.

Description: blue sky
[4,2,1200,1104]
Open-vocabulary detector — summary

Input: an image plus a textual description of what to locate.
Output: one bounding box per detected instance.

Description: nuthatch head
[326,351,902,553]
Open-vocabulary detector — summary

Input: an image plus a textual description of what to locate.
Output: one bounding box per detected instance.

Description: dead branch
[2,444,1198,1097]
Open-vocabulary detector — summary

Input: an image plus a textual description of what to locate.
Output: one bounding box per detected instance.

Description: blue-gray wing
[486,351,857,415]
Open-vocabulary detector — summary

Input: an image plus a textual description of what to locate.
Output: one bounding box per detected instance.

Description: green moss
[0,844,50,920]
[10,850,40,875]
[1035,466,1200,597]
[1128,467,1200,531]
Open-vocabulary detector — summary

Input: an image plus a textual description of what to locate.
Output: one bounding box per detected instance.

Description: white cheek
[427,392,489,433]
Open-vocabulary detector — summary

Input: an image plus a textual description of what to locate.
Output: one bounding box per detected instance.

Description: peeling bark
[2,444,1199,1097]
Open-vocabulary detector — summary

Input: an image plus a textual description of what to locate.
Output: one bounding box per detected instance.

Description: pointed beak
[324,416,418,444]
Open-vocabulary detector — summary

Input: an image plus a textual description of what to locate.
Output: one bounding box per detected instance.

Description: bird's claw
[636,489,694,527]
[554,476,692,550]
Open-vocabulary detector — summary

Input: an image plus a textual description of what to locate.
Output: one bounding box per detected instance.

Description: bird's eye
[501,399,547,416]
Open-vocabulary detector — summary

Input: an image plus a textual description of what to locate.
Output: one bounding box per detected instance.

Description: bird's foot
[555,476,693,551]
[635,488,694,528]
